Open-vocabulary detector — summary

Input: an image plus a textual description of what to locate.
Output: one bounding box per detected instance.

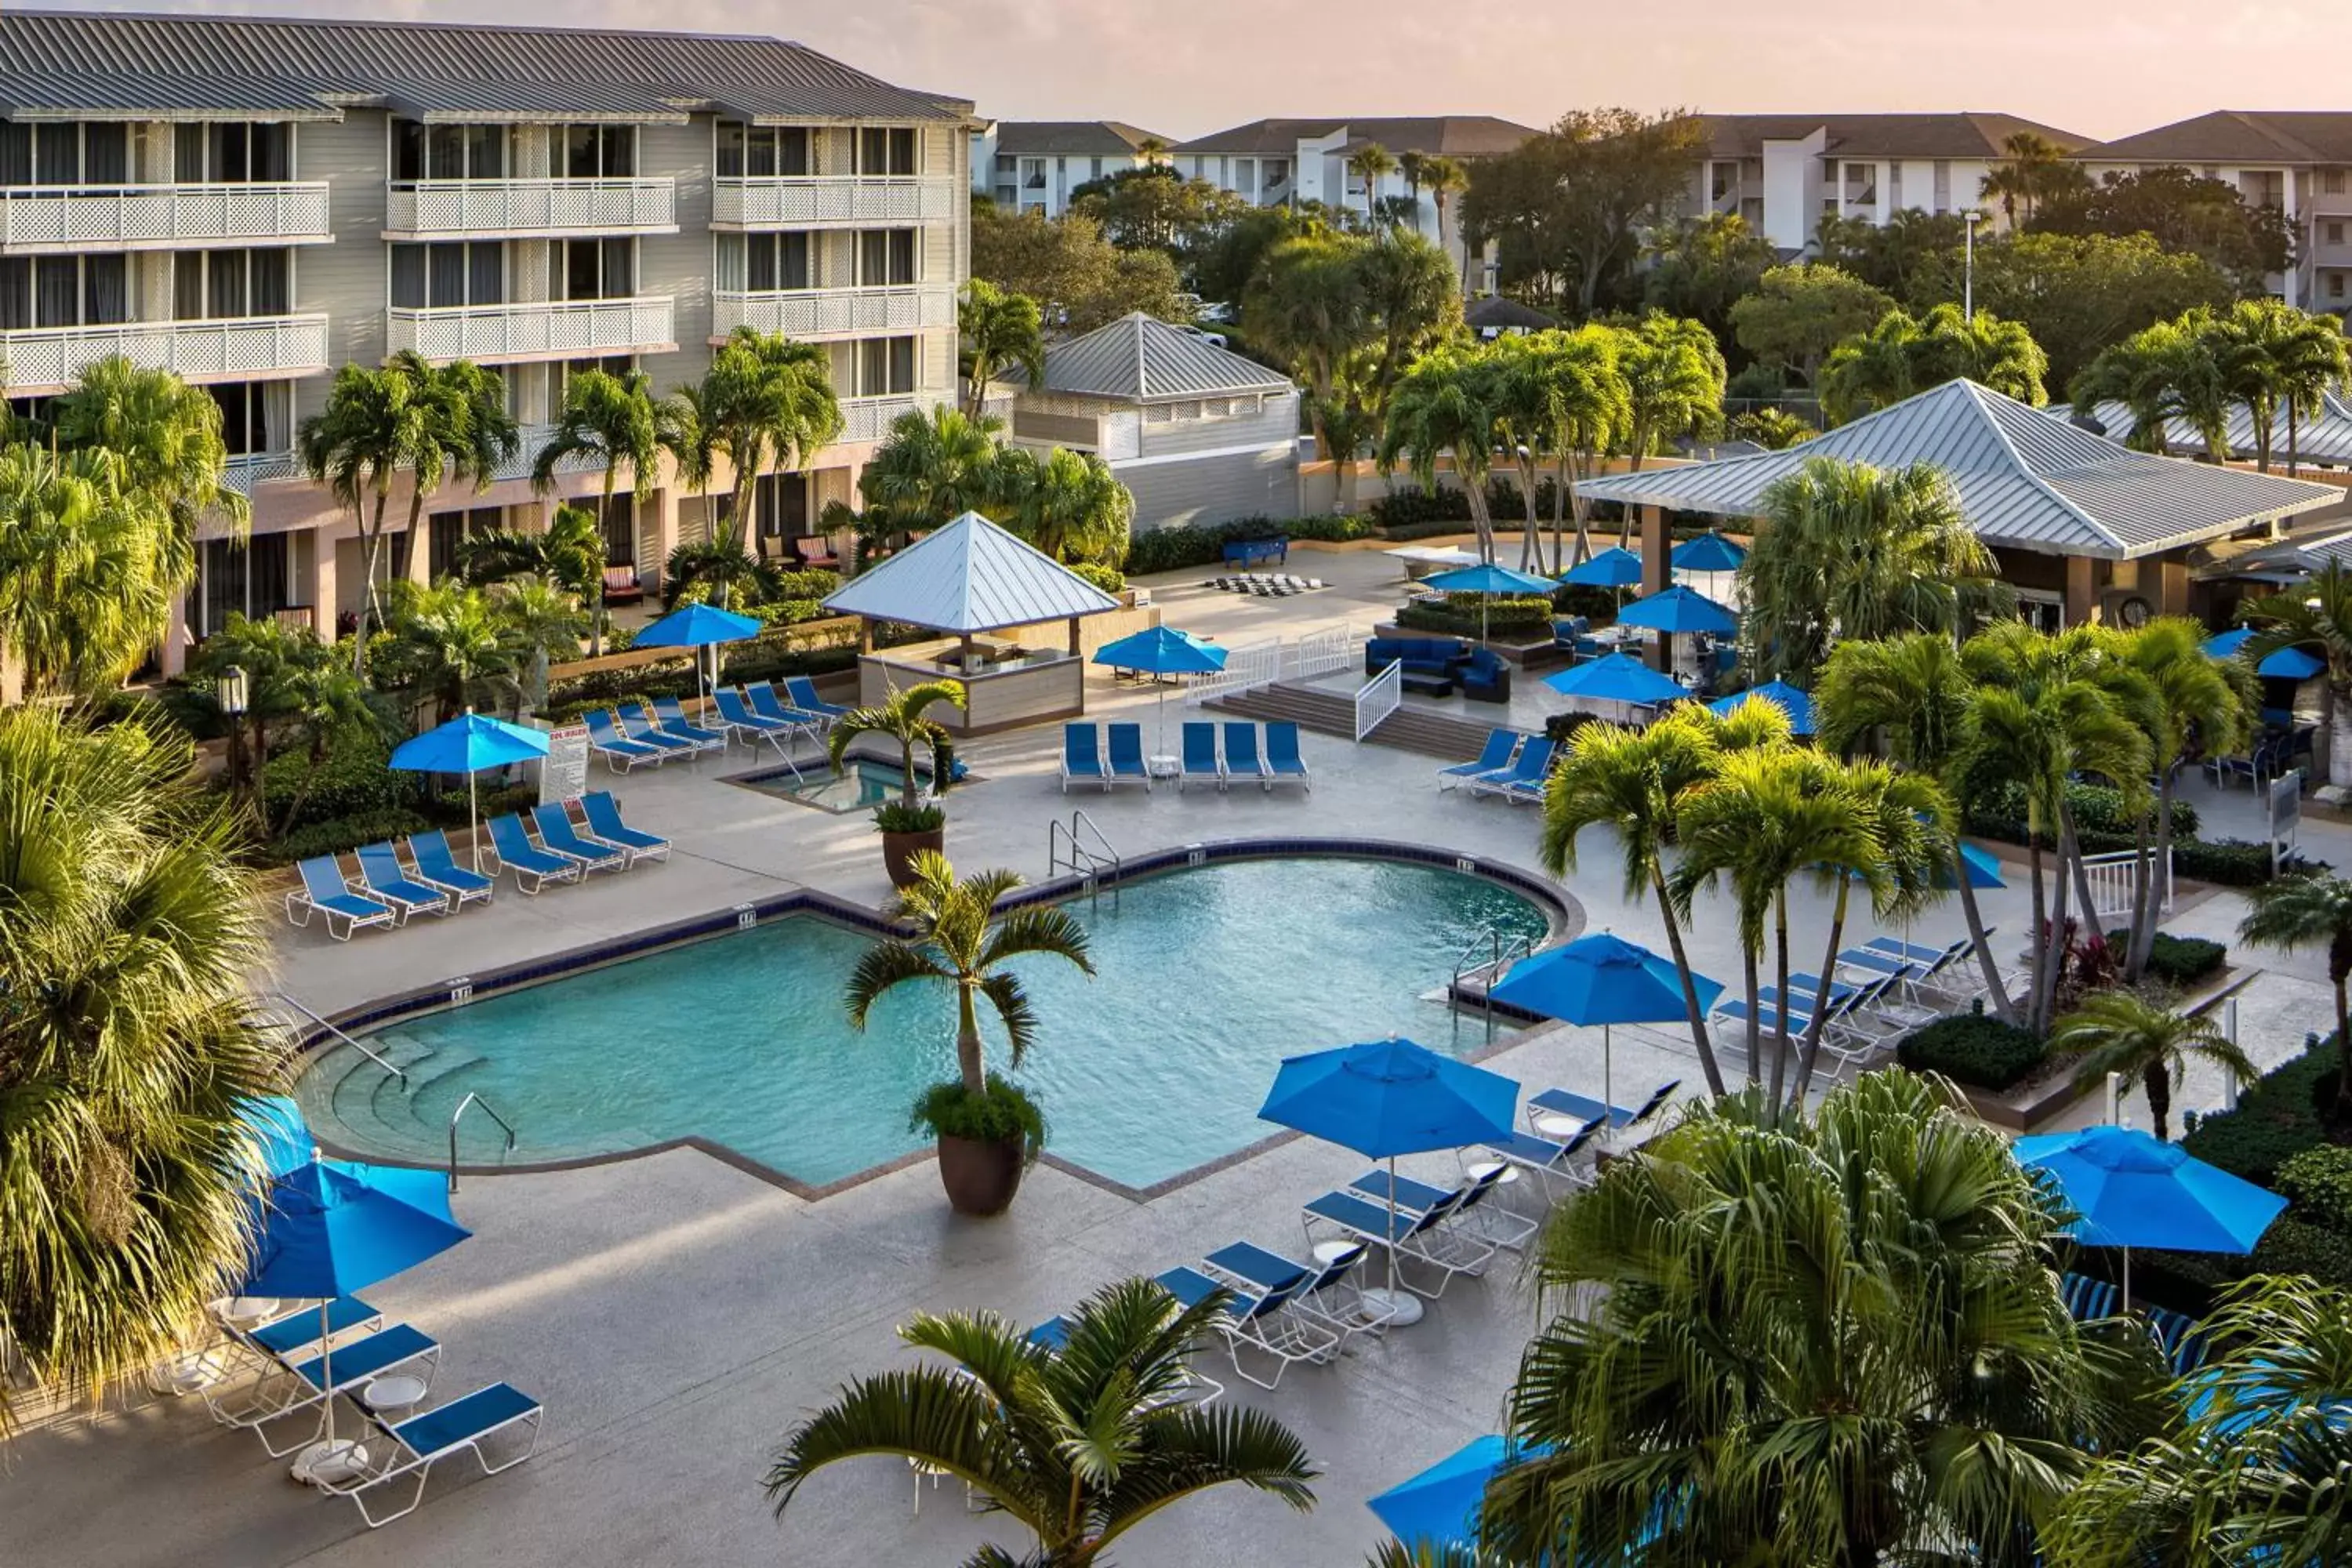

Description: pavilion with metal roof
[1004,312,1294,405]
[2051,393,2352,471]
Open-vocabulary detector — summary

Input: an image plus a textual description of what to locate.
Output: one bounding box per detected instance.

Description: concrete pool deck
[16,547,2352,1566]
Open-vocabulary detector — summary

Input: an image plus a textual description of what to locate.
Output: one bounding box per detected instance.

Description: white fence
[1355,659,1403,740]
[386,178,676,237]
[1185,625,1360,706]
[0,183,330,252]
[711,283,955,341]
[0,313,328,394]
[2081,847,2173,923]
[711,176,961,228]
[386,296,674,363]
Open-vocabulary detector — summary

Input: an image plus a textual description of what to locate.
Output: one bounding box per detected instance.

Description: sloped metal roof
[1577,379,2340,561]
[822,511,1120,633]
[2053,393,2352,468]
[379,79,691,125]
[993,121,1167,157]
[1005,313,1294,405]
[1174,115,1539,157]
[1699,111,2092,160]
[0,68,345,121]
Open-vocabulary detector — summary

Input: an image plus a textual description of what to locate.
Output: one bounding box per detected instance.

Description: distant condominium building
[973,122,1170,218]
[1690,113,2092,253]
[0,9,973,673]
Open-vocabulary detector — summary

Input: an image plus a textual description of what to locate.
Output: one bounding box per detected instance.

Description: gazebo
[822,511,1123,734]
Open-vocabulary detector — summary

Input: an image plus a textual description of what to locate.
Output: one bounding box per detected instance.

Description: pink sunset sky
[24,0,2342,143]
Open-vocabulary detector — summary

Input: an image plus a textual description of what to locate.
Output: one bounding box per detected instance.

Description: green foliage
[1728,407,1816,449]
[2247,1215,2352,1285]
[873,800,945,833]
[2181,1035,2339,1187]
[260,735,412,830]
[2035,165,2296,292]
[768,568,840,602]
[1119,514,1372,576]
[1641,212,1777,343]
[1396,596,1554,637]
[1895,1010,2047,1089]
[1817,303,2047,424]
[1813,208,1972,297]
[2133,931,2228,987]
[1067,561,1124,595]
[261,808,437,868]
[2278,1145,2352,1238]
[971,201,1189,332]
[1728,263,1896,386]
[908,1073,1048,1164]
[1965,777,2198,841]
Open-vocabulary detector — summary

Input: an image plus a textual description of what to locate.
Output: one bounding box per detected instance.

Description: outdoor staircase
[1209,681,1496,760]
[296,1029,532,1171]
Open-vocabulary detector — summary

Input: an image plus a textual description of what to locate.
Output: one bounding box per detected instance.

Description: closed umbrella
[1091,625,1227,759]
[243,1157,470,1483]
[1421,562,1561,644]
[632,601,764,713]
[1708,679,1814,736]
[2014,1124,2287,1307]
[389,710,551,874]
[1490,932,1722,1110]
[1259,1038,1518,1326]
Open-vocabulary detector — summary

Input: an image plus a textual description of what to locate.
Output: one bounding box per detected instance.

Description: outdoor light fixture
[218,664,249,717]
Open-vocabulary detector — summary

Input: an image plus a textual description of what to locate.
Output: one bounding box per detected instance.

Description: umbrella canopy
[630,601,763,648]
[244,1158,470,1300]
[2204,627,2256,660]
[1671,532,1747,572]
[1259,1038,1519,1160]
[2014,1125,2287,1254]
[237,1095,314,1178]
[1491,933,1723,1025]
[1091,625,1228,676]
[1559,546,1645,588]
[1616,584,1738,637]
[1544,651,1690,706]
[1421,563,1560,597]
[2259,645,2324,681]
[1945,842,2007,890]
[388,711,550,775]
[1708,679,1814,735]
[1368,1435,1549,1552]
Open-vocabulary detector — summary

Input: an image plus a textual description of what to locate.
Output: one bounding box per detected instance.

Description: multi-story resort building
[972,121,1169,218]
[0,9,972,673]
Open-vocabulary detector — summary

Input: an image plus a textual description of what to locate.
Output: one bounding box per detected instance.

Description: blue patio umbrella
[1422,562,1563,643]
[236,1095,315,1178]
[1259,1038,1519,1324]
[2259,645,2324,681]
[1544,651,1690,713]
[1092,626,1228,755]
[1559,546,1645,589]
[1490,932,1723,1108]
[243,1156,470,1481]
[1708,678,1814,735]
[1670,532,1746,574]
[1616,584,1738,637]
[633,601,764,714]
[2204,626,2256,660]
[390,710,552,875]
[1944,842,2007,890]
[1369,1435,1551,1552]
[2015,1124,2288,1305]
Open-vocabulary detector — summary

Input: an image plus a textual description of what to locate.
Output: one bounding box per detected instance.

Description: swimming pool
[298,856,1555,1192]
[742,758,928,813]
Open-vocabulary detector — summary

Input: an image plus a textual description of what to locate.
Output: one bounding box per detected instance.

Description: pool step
[1208,682,1494,760]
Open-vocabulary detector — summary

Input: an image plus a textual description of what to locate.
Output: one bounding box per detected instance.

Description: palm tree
[2166,308,2238,461]
[1243,234,1370,457]
[1612,310,1725,478]
[1818,304,2047,424]
[860,405,1007,537]
[0,444,172,696]
[51,354,248,587]
[1347,142,1397,227]
[2110,619,2245,978]
[1979,129,2085,228]
[0,707,285,1427]
[959,279,1046,417]
[1488,335,1568,573]
[2238,873,2352,1120]
[369,351,516,585]
[826,678,967,815]
[488,578,589,717]
[296,361,417,669]
[1000,445,1133,564]
[1541,709,1730,1098]
[2071,319,2195,456]
[705,326,843,558]
[1420,155,1468,276]
[844,852,1091,1105]
[1380,345,1506,564]
[2245,561,2352,789]
[2056,990,2256,1141]
[2048,1276,2352,1564]
[2202,299,2352,474]
[1396,150,1427,230]
[2268,307,2350,477]
[376,580,525,724]
[1531,325,1628,568]
[458,502,604,608]
[1738,455,2008,681]
[765,1276,1316,1566]
[533,368,658,654]
[1481,1072,2165,1566]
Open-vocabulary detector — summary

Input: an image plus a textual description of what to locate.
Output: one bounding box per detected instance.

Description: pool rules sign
[540,721,591,805]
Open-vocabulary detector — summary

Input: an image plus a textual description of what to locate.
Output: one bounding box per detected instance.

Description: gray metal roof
[1007,313,1294,405]
[2052,394,2352,468]
[0,67,345,121]
[822,511,1120,633]
[1577,379,2342,561]
[993,121,1167,157]
[0,9,962,124]
[2198,526,2352,583]
[378,79,691,125]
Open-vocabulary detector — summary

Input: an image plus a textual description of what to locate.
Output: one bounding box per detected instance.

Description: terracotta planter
[880,826,946,888]
[935,1133,1025,1216]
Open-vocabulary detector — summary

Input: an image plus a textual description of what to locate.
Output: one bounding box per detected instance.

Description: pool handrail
[448,1090,517,1194]
[270,990,407,1090]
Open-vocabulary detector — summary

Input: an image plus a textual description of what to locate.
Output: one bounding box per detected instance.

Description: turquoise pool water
[743,759,926,813]
[303,858,1552,1191]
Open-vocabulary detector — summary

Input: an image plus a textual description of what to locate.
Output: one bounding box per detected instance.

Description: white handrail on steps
[1185,624,1360,706]
[2081,847,2173,923]
[1354,659,1403,742]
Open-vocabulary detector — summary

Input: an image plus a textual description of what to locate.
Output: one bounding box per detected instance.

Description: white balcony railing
[0,313,330,394]
[0,183,332,252]
[840,394,926,445]
[711,282,955,341]
[710,175,961,229]
[385,295,675,364]
[384,178,677,238]
[220,448,304,495]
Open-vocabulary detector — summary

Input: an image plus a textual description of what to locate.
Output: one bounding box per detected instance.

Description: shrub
[1544,710,1602,747]
[261,737,414,832]
[1367,477,1563,530]
[2172,838,2330,887]
[261,808,435,867]
[2139,931,2228,987]
[1068,561,1125,596]
[1551,583,1622,622]
[1282,513,1377,543]
[768,568,840,601]
[909,1073,1047,1165]
[1896,1011,2046,1090]
[1118,514,1370,577]
[427,781,539,827]
[1396,595,1554,637]
[753,598,830,629]
[2248,1215,2352,1286]
[1963,779,2197,844]
[2182,1035,2339,1188]
[2278,1145,2352,1237]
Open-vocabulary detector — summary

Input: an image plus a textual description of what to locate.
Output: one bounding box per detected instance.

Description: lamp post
[218,663,251,814]
[1963,210,1981,322]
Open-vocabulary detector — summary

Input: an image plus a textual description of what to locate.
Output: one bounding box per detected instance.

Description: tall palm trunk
[1766,895,1793,1110]
[2130,773,2180,979]
[2033,842,2074,1036]
[1550,452,1574,575]
[1650,863,1728,1098]
[1955,847,2016,1024]
[955,983,985,1096]
[2063,809,2101,958]
[1793,879,1853,1110]
[2024,833,2053,1032]
[1515,457,1541,575]
[2289,402,2303,478]
[353,486,393,674]
[1466,482,1496,565]
[2330,954,2352,1120]
[1740,943,1762,1086]
[590,465,619,657]
[393,468,431,582]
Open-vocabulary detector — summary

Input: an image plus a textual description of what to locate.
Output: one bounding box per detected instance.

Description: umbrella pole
[1363,1152,1425,1327]
[1604,1023,1612,1113]
[468,769,481,877]
[2122,1247,2131,1312]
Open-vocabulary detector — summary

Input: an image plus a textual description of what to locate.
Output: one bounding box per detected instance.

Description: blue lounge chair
[583,709,666,772]
[1223,722,1269,790]
[1439,729,1519,791]
[2060,1272,2118,1322]
[530,803,629,875]
[319,1381,543,1528]
[1025,1316,1072,1352]
[1474,1117,1604,1202]
[1467,737,1553,802]
[1352,1163,1537,1252]
[1301,1186,1494,1298]
[1152,1264,1334,1389]
[617,701,706,757]
[209,1296,386,1396]
[1203,1240,1390,1341]
[712,685,797,756]
[1179,721,1223,792]
[285,856,397,939]
[1105,723,1151,790]
[212,1323,442,1452]
[354,842,454,920]
[746,680,827,731]
[784,675,852,724]
[1263,722,1311,792]
[1530,1079,1681,1134]
[406,830,493,909]
[579,791,671,865]
[1059,724,1106,793]
[651,695,730,751]
[484,814,582,895]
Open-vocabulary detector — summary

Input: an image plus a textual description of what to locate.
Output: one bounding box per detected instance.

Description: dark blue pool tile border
[296,837,1584,1203]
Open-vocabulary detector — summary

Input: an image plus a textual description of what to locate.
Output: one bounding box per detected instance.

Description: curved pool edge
[291,837,1586,1200]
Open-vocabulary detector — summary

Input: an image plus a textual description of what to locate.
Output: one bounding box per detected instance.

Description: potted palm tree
[765,1277,1316,1563]
[826,677,964,887]
[846,853,1092,1214]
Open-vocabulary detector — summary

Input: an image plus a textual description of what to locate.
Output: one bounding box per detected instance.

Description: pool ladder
[448,1091,517,1193]
[269,990,408,1090]
[1450,929,1537,1047]
[1047,809,1122,907]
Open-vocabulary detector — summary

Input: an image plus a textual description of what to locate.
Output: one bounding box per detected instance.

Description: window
[1933,159,1951,212]
[716,122,811,178]
[0,122,133,187]
[0,253,129,328]
[1265,158,1289,189]
[1710,162,1734,202]
[389,242,500,308]
[753,470,810,539]
[855,335,916,396]
[1843,162,1877,206]
[1234,158,1256,200]
[855,228,916,285]
[427,505,503,583]
[564,125,637,179]
[717,231,811,292]
[2328,169,2348,196]
[194,533,291,641]
[2330,221,2347,247]
[556,238,633,300]
[207,381,291,457]
[2332,274,2347,300]
[995,154,1015,176]
[1021,158,1046,191]
[857,127,916,176]
[175,122,290,182]
[1091,157,1105,180]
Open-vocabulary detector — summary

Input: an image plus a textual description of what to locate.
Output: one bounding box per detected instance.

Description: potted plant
[826,677,965,887]
[845,852,1094,1215]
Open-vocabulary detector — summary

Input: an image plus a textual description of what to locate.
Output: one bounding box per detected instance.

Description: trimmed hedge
[1964,779,2197,843]
[1069,561,1125,595]
[262,808,434,867]
[768,568,841,601]
[2181,1034,2340,1189]
[2279,1145,2352,1237]
[1367,477,1564,528]
[2111,930,2227,988]
[2249,1216,2352,1286]
[1896,1011,2046,1090]
[1395,594,1555,637]
[262,740,414,832]
[1120,513,1374,576]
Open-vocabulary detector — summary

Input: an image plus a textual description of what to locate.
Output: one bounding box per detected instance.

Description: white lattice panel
[710,176,960,229]
[711,284,953,340]
[0,314,328,394]
[386,297,675,363]
[386,179,677,237]
[838,395,921,444]
[0,183,331,252]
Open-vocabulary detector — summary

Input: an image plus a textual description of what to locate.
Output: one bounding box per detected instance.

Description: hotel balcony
[0,183,332,254]
[0,314,330,396]
[383,178,677,240]
[385,295,676,365]
[710,175,960,230]
[711,282,954,342]
[220,448,305,495]
[838,394,925,445]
